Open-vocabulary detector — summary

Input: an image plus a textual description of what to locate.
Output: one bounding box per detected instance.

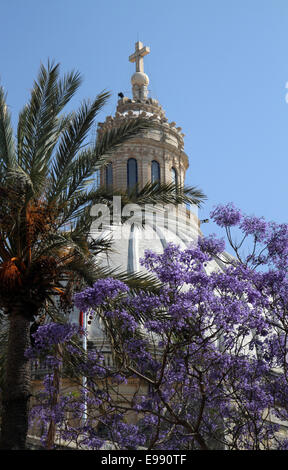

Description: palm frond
[94,117,153,158]
[54,69,82,110]
[129,181,206,207]
[17,62,60,170]
[17,62,82,197]
[0,87,15,173]
[49,92,111,199]
[114,269,162,295]
[53,117,155,207]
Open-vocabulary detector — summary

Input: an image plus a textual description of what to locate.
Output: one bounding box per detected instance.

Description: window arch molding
[127,158,138,192]
[105,162,113,188]
[171,167,178,186]
[151,160,160,184]
[95,168,100,188]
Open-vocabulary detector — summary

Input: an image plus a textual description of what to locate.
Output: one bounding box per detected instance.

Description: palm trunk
[0,310,31,450]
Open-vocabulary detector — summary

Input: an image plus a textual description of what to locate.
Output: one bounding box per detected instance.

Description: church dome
[94,208,201,274]
[94,40,199,275]
[131,71,149,87]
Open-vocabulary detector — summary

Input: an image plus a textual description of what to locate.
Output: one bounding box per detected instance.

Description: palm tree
[0,62,206,449]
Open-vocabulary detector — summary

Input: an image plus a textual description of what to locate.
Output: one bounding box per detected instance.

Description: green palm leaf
[0,87,15,174]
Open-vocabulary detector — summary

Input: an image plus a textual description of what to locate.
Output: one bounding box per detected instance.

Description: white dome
[131,71,149,87]
[73,212,221,341]
[93,210,201,274]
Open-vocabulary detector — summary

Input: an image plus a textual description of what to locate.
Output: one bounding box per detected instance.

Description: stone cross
[129,41,150,73]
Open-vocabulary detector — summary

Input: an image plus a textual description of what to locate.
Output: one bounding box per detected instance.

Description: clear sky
[1,0,288,240]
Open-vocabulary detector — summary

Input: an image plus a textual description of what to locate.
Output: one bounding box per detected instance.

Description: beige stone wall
[99,135,189,192]
[98,98,189,193]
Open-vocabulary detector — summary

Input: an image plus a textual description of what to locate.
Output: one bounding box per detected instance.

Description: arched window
[171,167,178,188]
[105,162,113,188]
[127,158,138,193]
[151,160,160,184]
[95,169,100,189]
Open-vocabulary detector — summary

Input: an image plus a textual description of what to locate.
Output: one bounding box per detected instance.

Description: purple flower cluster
[267,223,288,266]
[210,202,242,227]
[25,322,80,359]
[198,234,225,256]
[74,278,129,312]
[240,215,267,241]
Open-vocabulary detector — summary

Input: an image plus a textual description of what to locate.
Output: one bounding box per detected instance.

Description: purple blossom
[25,322,80,359]
[74,278,129,312]
[240,215,267,241]
[198,234,225,256]
[210,202,242,227]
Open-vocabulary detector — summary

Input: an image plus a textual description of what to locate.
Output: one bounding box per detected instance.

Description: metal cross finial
[129,41,150,73]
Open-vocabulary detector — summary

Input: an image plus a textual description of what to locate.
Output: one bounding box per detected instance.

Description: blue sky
[1,0,288,240]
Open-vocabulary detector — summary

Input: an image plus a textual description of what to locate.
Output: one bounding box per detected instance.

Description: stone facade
[97,98,189,192]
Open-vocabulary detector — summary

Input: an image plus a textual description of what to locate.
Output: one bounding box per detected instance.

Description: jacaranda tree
[0,62,206,449]
[27,203,288,450]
